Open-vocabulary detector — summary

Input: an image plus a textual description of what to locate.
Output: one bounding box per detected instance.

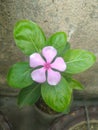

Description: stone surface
[0,96,60,130]
[0,96,98,130]
[0,0,98,97]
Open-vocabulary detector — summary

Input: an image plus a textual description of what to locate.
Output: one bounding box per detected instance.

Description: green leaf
[47,32,67,55]
[62,72,72,81]
[14,20,46,55]
[41,77,72,112]
[7,62,33,88]
[63,42,70,53]
[68,79,84,90]
[62,102,71,114]
[63,49,96,74]
[18,83,41,107]
[62,73,84,90]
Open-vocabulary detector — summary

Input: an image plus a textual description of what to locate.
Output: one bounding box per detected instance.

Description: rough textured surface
[0,0,98,97]
[50,106,98,130]
[0,97,61,130]
[0,97,98,130]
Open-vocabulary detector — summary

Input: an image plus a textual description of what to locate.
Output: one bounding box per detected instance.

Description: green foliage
[68,78,84,90]
[63,42,70,53]
[7,62,33,88]
[14,20,46,55]
[47,32,67,55]
[41,77,72,112]
[7,20,96,113]
[63,49,96,74]
[18,83,41,107]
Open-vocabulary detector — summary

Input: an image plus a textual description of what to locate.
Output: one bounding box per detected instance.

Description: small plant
[7,20,96,113]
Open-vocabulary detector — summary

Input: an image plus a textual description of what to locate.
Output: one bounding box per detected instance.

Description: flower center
[44,62,51,70]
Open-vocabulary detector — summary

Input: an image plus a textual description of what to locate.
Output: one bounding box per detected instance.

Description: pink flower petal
[42,46,57,62]
[47,69,61,85]
[31,67,46,83]
[30,53,45,68]
[51,57,67,71]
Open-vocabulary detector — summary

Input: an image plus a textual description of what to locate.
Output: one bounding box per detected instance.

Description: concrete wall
[0,0,98,97]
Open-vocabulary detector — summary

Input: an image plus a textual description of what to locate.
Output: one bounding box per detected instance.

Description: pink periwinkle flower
[30,46,67,86]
